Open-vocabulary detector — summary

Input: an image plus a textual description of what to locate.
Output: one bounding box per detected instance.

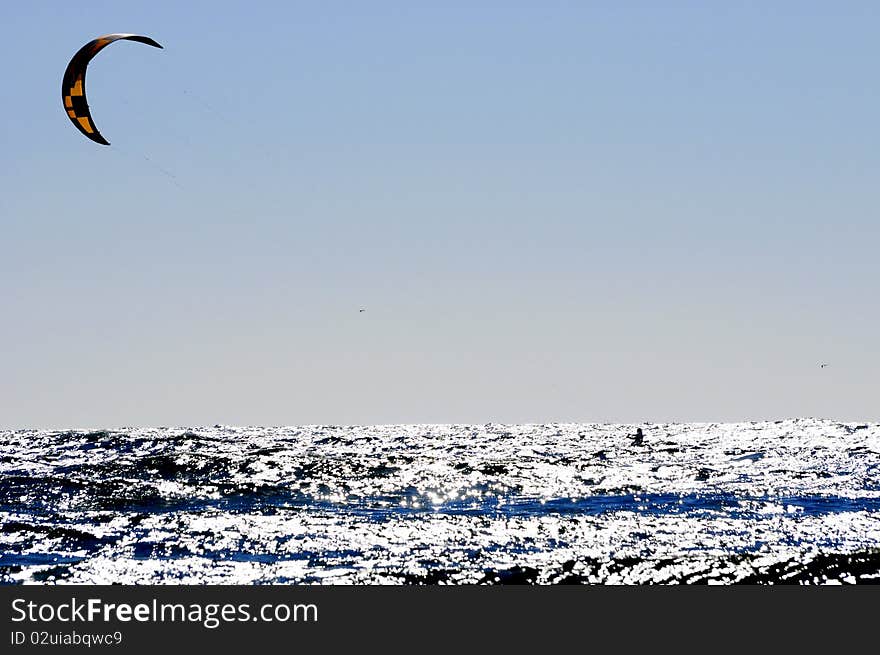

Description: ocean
[2,418,879,584]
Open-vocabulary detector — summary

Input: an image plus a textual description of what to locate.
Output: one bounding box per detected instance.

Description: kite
[61,34,163,145]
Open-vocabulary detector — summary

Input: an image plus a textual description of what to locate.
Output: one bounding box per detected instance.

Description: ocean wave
[2,418,879,584]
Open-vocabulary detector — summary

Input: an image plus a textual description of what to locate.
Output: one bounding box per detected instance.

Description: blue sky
[2,2,879,427]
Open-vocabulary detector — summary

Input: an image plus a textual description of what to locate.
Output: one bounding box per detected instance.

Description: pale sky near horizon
[2,2,879,428]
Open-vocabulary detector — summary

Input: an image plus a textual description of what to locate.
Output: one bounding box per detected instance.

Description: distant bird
[359,308,365,313]
[631,428,644,446]
[819,363,829,368]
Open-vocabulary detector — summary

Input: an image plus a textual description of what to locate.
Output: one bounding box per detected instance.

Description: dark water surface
[2,419,879,584]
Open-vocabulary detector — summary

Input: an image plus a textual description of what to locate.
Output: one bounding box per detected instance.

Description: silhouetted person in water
[631,428,644,446]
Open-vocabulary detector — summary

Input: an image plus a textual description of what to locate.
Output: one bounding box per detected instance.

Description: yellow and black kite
[62,34,163,145]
